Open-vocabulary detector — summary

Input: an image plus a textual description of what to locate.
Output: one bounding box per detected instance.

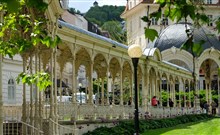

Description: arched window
[8,78,16,102]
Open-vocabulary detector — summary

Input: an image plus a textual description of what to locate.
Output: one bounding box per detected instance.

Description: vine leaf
[144,28,158,42]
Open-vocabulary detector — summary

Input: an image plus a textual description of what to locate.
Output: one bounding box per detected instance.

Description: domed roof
[154,23,220,55]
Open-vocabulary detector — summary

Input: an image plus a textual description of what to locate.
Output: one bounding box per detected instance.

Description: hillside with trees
[85,5,125,26]
[85,4,127,44]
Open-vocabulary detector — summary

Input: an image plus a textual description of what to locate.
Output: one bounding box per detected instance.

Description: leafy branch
[0,0,60,90]
[16,72,52,91]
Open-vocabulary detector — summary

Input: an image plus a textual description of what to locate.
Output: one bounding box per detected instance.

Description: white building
[121,0,220,104]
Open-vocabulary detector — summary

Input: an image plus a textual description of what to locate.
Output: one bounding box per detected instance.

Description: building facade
[121,0,220,104]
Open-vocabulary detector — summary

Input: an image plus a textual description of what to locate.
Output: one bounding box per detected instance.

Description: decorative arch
[75,47,91,73]
[197,49,220,69]
[109,57,121,79]
[94,53,107,78]
[162,48,193,71]
[143,48,162,61]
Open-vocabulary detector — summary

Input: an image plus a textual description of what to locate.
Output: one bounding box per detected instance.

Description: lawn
[142,118,220,135]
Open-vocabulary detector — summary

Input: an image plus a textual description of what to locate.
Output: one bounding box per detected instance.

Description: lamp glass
[128,44,142,58]
[78,83,82,87]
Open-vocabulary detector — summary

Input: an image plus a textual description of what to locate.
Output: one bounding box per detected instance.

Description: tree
[85,5,125,26]
[68,7,81,14]
[0,0,60,90]
[101,21,127,44]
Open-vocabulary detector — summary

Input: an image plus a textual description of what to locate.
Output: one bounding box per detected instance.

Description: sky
[68,0,127,13]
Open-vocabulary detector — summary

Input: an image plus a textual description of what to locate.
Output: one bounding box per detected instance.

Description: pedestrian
[169,98,174,107]
[128,97,132,105]
[211,101,217,115]
[204,101,209,114]
[151,96,158,106]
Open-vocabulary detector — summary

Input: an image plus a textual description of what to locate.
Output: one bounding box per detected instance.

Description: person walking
[169,98,174,107]
[211,101,217,115]
[151,96,158,106]
[204,101,209,114]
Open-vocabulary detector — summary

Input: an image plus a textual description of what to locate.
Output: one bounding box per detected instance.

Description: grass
[142,118,220,135]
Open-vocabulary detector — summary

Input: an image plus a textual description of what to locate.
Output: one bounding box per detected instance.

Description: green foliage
[216,17,220,33]
[85,5,125,26]
[145,118,220,135]
[0,0,60,90]
[101,21,126,44]
[16,72,52,91]
[144,28,159,42]
[83,114,215,135]
[85,5,126,44]
[0,0,48,13]
[68,8,81,14]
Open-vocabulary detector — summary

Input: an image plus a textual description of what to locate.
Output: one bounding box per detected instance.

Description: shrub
[83,114,215,135]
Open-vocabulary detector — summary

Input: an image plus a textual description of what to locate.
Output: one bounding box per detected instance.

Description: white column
[34,54,39,130]
[38,54,43,129]
[173,81,176,107]
[183,81,186,107]
[54,49,58,134]
[205,81,208,103]
[159,76,162,107]
[97,79,100,105]
[0,54,3,135]
[49,51,54,119]
[189,82,191,107]
[22,57,27,134]
[145,68,149,110]
[106,67,110,105]
[72,58,76,104]
[120,68,123,105]
[89,62,94,104]
[178,80,181,107]
[209,80,212,103]
[101,78,104,105]
[112,78,115,105]
[155,75,158,100]
[141,70,145,107]
[218,77,220,116]
[167,80,169,107]
[30,56,34,129]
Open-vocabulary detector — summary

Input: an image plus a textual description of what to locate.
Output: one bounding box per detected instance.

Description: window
[139,38,142,45]
[33,85,37,101]
[207,0,212,4]
[151,17,158,25]
[130,2,132,9]
[130,20,133,33]
[8,78,16,102]
[139,17,142,28]
[208,15,213,26]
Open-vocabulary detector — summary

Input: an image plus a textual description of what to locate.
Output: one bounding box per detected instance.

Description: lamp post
[128,44,142,135]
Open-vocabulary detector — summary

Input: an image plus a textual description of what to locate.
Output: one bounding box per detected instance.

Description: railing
[48,118,78,135]
[56,103,202,121]
[3,103,202,124]
[3,106,22,121]
[3,119,44,135]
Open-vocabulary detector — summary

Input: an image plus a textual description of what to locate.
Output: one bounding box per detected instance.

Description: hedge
[83,114,215,135]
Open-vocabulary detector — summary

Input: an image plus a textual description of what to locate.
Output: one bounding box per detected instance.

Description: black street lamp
[128,44,142,135]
